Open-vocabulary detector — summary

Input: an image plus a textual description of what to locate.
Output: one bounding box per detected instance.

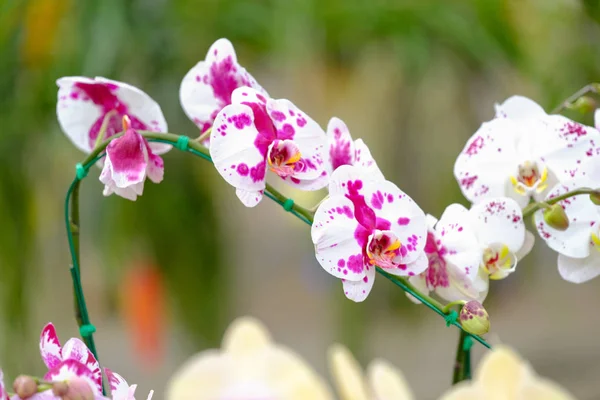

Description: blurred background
[2,0,600,398]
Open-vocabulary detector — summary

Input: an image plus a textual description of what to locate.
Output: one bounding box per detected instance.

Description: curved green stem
[522,187,597,218]
[65,131,491,379]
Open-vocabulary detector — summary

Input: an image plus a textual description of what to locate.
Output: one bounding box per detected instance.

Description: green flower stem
[442,300,466,314]
[522,187,597,218]
[65,130,491,381]
[551,83,600,114]
[197,128,212,143]
[453,329,472,384]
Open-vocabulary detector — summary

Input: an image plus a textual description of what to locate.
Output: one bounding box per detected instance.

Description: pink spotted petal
[558,252,600,283]
[434,265,482,302]
[279,172,330,191]
[210,103,267,202]
[102,129,148,187]
[454,119,520,204]
[494,95,546,119]
[62,338,102,391]
[434,204,481,281]
[326,117,355,172]
[56,77,168,154]
[595,109,600,130]
[362,179,427,265]
[143,141,164,184]
[523,116,600,183]
[105,368,131,398]
[327,164,381,198]
[384,251,428,277]
[534,182,600,258]
[44,359,93,384]
[235,189,264,208]
[312,196,365,281]
[341,265,376,302]
[354,139,385,182]
[266,98,328,184]
[180,39,267,137]
[469,197,525,253]
[40,323,62,369]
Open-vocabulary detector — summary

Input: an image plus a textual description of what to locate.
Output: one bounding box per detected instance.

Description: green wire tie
[283,198,294,212]
[75,163,88,180]
[79,324,96,337]
[175,136,190,151]
[445,310,458,327]
[463,335,474,351]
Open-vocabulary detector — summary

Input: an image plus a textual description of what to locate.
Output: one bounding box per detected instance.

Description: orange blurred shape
[120,262,165,371]
[22,0,69,66]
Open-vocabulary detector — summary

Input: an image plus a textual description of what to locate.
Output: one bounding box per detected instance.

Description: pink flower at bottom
[39,323,102,393]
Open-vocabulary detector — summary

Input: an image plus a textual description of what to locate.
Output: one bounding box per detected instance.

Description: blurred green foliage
[0,0,599,372]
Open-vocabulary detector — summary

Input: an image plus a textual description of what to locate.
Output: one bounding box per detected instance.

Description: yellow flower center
[509,161,548,195]
[366,230,402,269]
[267,140,302,178]
[482,245,514,280]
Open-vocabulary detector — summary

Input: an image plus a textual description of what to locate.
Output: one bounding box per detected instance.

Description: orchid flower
[106,369,153,400]
[469,198,533,281]
[409,197,530,303]
[99,116,164,201]
[37,360,105,400]
[40,323,102,393]
[535,180,600,283]
[56,76,169,155]
[210,87,328,207]
[440,346,576,400]
[407,204,486,303]
[166,317,333,399]
[180,38,268,145]
[326,117,384,180]
[454,95,600,208]
[311,165,428,302]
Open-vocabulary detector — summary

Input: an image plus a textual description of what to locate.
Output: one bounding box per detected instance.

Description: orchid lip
[482,243,515,280]
[509,161,548,195]
[366,230,402,269]
[267,139,302,178]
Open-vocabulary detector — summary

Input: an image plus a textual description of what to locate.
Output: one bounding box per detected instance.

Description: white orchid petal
[312,197,365,281]
[341,266,376,302]
[210,103,267,201]
[469,197,525,252]
[454,119,520,204]
[558,252,600,283]
[494,95,547,119]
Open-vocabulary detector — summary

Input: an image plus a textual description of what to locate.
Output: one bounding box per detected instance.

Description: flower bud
[543,204,569,231]
[13,375,37,398]
[460,301,490,335]
[567,96,596,113]
[590,191,600,206]
[52,378,94,400]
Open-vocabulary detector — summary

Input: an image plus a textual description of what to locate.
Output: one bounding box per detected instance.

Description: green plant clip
[75,163,88,180]
[175,135,190,151]
[445,310,458,327]
[283,198,294,211]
